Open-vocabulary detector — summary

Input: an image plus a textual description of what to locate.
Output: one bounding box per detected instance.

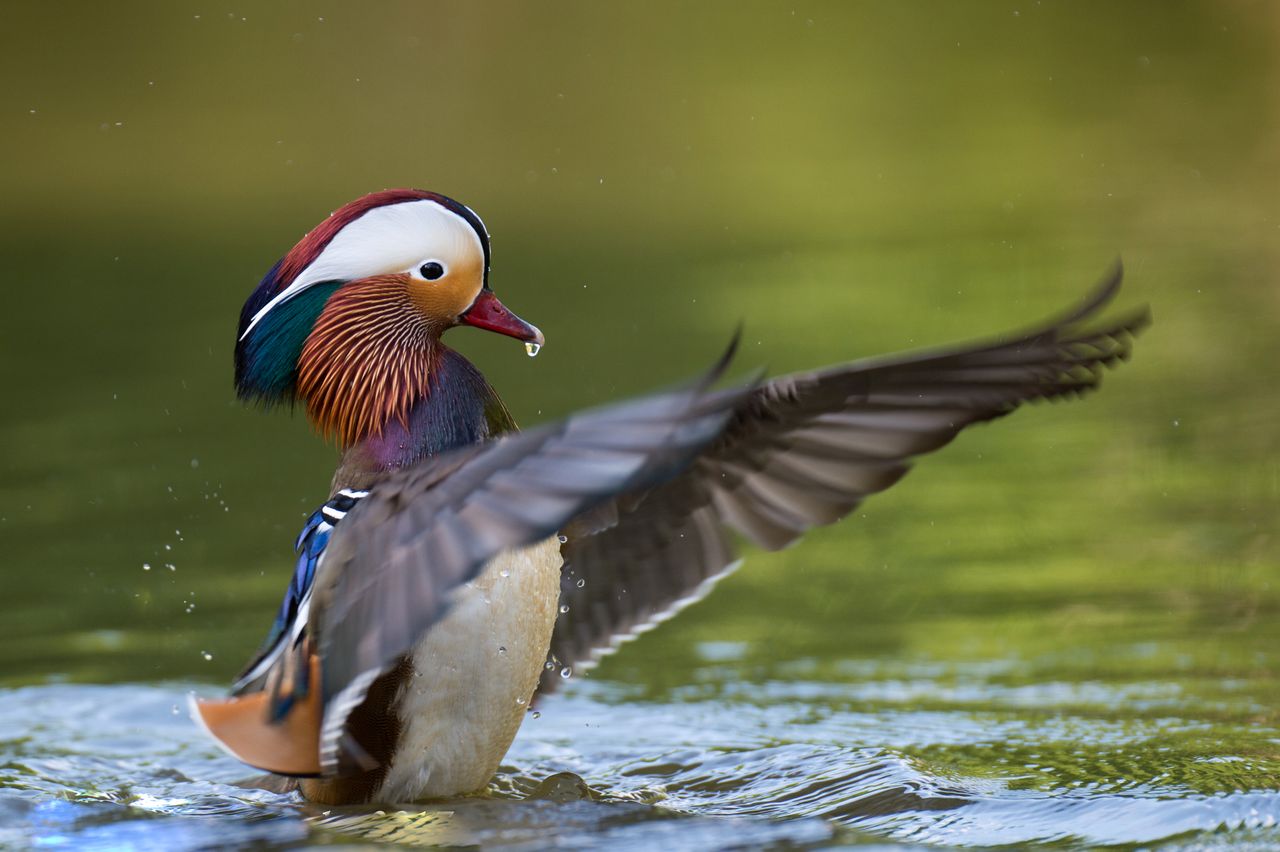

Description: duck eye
[418,261,446,281]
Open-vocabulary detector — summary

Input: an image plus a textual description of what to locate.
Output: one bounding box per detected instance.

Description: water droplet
[516,696,526,705]
[142,563,151,571]
[499,569,510,578]
[524,341,541,357]
[559,604,570,614]
[170,704,180,715]
[201,651,213,661]
[575,578,585,588]
[557,534,568,544]
[545,661,555,670]
[498,645,507,655]
[559,666,572,679]
[530,710,541,719]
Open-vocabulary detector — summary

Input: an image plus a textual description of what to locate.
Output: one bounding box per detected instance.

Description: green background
[1,1,1276,846]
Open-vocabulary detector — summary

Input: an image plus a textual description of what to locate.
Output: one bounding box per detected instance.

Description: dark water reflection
[2,1,1278,848]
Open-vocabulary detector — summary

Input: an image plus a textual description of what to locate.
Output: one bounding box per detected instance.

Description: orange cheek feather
[295,267,484,448]
[408,263,484,323]
[297,274,435,447]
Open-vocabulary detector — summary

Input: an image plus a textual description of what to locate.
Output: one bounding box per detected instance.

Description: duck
[192,188,1149,805]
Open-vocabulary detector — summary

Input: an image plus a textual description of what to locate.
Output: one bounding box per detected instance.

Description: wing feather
[303,350,753,773]
[540,264,1150,693]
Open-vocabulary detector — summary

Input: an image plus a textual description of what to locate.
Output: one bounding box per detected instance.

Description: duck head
[234,189,542,448]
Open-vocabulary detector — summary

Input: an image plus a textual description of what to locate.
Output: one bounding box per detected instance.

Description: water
[2,1,1278,849]
[2,674,1277,848]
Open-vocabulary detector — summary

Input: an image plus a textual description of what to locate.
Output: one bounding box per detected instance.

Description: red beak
[458,290,545,347]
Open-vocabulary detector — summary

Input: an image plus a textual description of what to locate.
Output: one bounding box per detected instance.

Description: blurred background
[1,1,1277,847]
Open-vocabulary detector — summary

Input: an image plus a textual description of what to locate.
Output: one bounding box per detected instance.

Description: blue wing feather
[232,490,368,696]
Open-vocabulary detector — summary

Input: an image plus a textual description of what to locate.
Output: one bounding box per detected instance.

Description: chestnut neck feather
[298,275,438,447]
[298,276,516,481]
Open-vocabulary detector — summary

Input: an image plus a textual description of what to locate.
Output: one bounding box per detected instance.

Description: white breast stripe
[319,669,382,774]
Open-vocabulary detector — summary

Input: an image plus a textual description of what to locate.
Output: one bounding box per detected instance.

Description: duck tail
[190,653,324,777]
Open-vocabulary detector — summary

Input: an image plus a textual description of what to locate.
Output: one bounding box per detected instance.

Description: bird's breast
[375,536,563,802]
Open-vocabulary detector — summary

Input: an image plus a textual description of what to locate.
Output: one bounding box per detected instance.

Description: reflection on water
[2,0,1278,848]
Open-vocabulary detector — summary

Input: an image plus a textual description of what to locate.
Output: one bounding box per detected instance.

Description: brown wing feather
[541,263,1150,693]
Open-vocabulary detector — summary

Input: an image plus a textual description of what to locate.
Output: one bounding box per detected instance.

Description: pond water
[2,2,1278,849]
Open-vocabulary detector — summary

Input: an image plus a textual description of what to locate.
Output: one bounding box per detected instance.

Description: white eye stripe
[240,200,484,341]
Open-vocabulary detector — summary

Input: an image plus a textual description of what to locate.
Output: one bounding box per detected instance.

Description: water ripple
[1,678,1278,849]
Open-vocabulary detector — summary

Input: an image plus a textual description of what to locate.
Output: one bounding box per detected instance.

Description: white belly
[375,537,562,802]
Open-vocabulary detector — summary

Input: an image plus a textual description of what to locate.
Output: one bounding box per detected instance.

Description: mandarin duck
[192,188,1149,805]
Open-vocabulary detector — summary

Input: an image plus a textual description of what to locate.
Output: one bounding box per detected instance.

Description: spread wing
[541,263,1150,693]
[306,345,755,773]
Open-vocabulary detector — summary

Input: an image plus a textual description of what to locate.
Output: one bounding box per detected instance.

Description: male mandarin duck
[192,188,1149,805]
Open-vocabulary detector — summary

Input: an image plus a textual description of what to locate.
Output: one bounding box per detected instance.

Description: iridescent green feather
[236,282,343,402]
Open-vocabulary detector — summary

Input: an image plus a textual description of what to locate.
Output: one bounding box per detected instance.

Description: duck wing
[303,343,754,774]
[540,262,1150,694]
[195,341,754,777]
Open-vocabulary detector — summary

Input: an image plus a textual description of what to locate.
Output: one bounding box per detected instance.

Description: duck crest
[234,188,494,407]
